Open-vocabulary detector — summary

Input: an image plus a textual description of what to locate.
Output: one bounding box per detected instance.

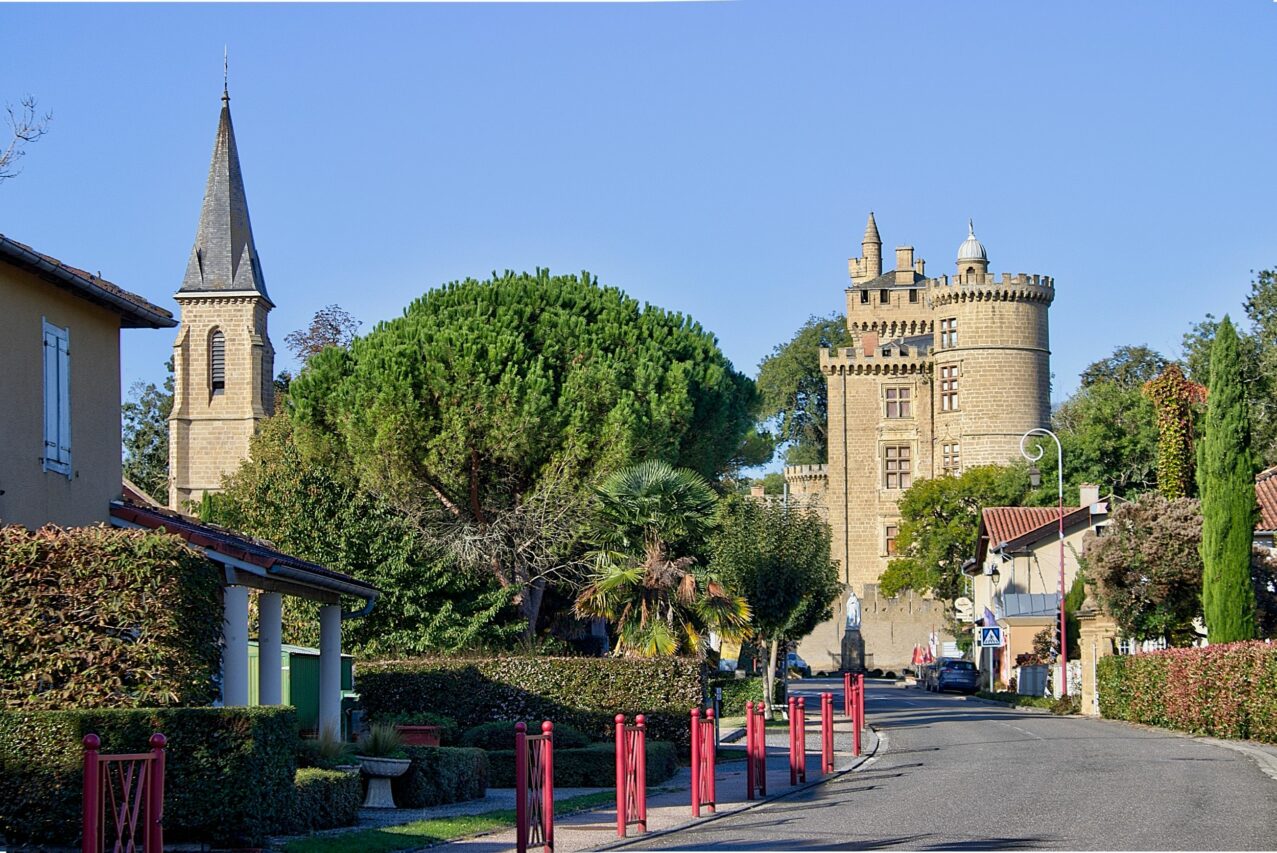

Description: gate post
[705,708,716,811]
[82,734,100,853]
[691,709,701,817]
[541,721,554,853]
[615,714,626,836]
[516,722,529,853]
[147,734,166,853]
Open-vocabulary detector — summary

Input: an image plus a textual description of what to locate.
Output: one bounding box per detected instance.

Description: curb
[594,724,882,851]
[961,694,1054,714]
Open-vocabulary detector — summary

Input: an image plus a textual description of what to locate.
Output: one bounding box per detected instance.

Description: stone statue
[845,591,861,631]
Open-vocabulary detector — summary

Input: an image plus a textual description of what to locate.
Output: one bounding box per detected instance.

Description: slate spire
[179,87,271,305]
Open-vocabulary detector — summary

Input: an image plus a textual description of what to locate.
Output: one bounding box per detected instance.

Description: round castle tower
[930,222,1053,468]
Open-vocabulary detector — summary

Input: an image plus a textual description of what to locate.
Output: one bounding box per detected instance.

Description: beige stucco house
[0,235,175,529]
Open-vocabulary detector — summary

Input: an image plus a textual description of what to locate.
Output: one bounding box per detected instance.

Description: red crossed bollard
[615,714,647,837]
[854,673,865,756]
[820,692,834,774]
[843,671,852,717]
[516,721,555,853]
[83,732,166,853]
[690,707,717,817]
[788,696,807,785]
[744,700,767,800]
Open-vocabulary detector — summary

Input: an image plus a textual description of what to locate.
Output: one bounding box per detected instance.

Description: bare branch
[0,95,51,183]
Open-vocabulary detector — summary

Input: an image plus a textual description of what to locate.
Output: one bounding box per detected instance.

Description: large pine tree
[1197,315,1258,643]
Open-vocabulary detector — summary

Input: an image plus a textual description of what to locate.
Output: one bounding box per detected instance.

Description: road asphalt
[628,677,1277,851]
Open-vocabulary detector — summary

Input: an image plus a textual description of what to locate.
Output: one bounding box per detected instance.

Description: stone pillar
[221,585,250,707]
[1078,602,1118,716]
[258,592,283,706]
[319,604,343,738]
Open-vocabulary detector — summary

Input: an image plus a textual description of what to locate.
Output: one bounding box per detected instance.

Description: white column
[221,585,250,707]
[318,603,342,738]
[258,592,283,705]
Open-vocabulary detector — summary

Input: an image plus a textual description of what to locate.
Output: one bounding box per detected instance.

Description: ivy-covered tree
[755,314,853,465]
[217,414,522,655]
[709,494,839,715]
[121,358,174,501]
[289,269,757,637]
[1085,494,1203,645]
[1142,364,1207,499]
[1197,316,1258,643]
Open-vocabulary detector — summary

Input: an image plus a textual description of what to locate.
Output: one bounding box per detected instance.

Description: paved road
[628,678,1277,850]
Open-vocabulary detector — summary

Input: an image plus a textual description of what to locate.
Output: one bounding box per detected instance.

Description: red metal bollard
[82,732,167,853]
[616,714,647,836]
[853,674,864,756]
[843,672,852,716]
[821,692,834,774]
[745,700,767,800]
[147,733,166,853]
[691,707,717,816]
[82,734,100,853]
[788,696,807,785]
[517,721,555,853]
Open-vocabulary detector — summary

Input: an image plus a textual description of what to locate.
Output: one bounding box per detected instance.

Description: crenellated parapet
[820,345,931,377]
[927,272,1054,307]
[784,464,829,481]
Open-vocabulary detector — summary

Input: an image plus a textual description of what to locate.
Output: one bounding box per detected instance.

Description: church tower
[168,85,275,510]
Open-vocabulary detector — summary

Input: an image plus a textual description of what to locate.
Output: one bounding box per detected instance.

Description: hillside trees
[289,269,758,637]
[1197,316,1258,643]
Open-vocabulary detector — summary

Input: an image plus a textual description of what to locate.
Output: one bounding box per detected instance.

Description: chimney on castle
[862,330,879,357]
[750,484,765,499]
[1079,483,1100,507]
[895,247,914,285]
[915,258,926,276]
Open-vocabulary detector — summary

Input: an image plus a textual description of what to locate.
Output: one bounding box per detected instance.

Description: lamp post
[1020,427,1067,698]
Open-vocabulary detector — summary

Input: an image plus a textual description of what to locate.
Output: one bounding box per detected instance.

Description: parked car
[928,658,979,693]
[785,652,811,678]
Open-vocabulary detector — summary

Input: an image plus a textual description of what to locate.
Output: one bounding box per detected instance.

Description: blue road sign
[978,626,1004,648]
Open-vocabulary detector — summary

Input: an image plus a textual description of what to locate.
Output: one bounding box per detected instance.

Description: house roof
[854,269,927,290]
[0,234,175,329]
[971,504,1094,573]
[121,478,164,508]
[1257,467,1277,533]
[1002,593,1060,619]
[109,500,379,603]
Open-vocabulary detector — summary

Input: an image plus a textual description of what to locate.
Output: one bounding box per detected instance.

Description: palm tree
[575,460,751,657]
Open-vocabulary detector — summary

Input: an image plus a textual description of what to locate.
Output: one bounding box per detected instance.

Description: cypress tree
[1197,315,1258,643]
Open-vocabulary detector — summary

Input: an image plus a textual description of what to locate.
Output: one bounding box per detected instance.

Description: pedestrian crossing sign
[978,626,1004,648]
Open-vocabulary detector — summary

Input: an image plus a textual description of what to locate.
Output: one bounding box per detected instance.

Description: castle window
[884,445,911,490]
[940,364,959,411]
[860,289,869,304]
[210,329,226,394]
[942,442,961,475]
[885,386,911,419]
[939,318,958,348]
[885,524,899,556]
[909,289,919,304]
[879,289,889,304]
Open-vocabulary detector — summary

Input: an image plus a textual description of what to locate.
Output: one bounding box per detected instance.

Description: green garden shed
[248,641,356,734]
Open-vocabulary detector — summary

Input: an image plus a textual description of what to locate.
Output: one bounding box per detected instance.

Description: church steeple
[179,88,272,306]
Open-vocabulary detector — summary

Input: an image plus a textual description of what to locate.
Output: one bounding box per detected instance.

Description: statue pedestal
[841,629,865,672]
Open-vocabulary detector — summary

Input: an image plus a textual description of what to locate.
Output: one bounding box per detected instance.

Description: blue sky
[3,1,1275,419]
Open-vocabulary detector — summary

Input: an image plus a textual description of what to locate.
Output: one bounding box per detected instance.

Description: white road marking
[997,721,1045,740]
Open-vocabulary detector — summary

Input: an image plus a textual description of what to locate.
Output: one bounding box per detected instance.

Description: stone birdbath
[357,754,411,808]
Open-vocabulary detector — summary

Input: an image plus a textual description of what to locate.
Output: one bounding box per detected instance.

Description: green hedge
[359,657,705,749]
[1097,641,1277,743]
[292,768,361,832]
[486,741,680,788]
[0,707,297,847]
[462,720,591,750]
[392,745,488,808]
[709,675,784,716]
[0,524,221,709]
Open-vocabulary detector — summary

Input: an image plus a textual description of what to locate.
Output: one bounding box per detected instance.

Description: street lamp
[1020,427,1068,698]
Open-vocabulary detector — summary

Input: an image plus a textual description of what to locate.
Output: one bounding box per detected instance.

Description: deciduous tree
[755,314,853,464]
[0,95,50,183]
[122,359,174,501]
[284,304,361,366]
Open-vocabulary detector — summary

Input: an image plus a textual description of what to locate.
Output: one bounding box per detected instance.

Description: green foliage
[1097,642,1277,743]
[121,358,173,500]
[1079,345,1170,390]
[708,674,780,716]
[576,461,750,657]
[368,710,461,745]
[217,415,521,655]
[358,723,407,758]
[392,745,489,809]
[298,727,356,769]
[460,720,590,750]
[1143,364,1206,499]
[1085,494,1204,645]
[285,303,361,366]
[1198,316,1258,643]
[755,314,853,464]
[0,524,221,709]
[486,741,679,787]
[357,657,705,749]
[291,769,361,832]
[1064,573,1086,659]
[880,464,1030,599]
[1050,373,1159,498]
[0,707,298,846]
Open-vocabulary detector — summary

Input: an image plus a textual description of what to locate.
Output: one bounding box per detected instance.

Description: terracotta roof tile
[982,506,1078,546]
[1257,467,1277,532]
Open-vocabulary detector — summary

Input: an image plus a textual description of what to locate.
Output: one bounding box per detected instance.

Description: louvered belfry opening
[210,329,226,393]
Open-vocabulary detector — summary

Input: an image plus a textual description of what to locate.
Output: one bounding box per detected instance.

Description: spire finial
[223,46,229,102]
[968,218,975,237]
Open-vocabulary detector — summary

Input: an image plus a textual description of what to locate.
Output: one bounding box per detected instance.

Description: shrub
[298,728,356,770]
[708,674,785,717]
[371,710,461,745]
[0,524,222,709]
[392,746,488,808]
[486,741,680,788]
[1098,641,1277,743]
[292,768,361,832]
[462,720,591,751]
[358,657,705,749]
[0,707,298,847]
[357,723,407,758]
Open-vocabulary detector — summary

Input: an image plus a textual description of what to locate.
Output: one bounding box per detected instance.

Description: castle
[790,213,1054,671]
[168,86,275,509]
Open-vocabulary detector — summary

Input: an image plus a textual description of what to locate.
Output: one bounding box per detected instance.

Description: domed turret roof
[957,219,987,262]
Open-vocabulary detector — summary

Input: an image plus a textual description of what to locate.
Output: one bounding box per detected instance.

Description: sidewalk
[427,715,878,853]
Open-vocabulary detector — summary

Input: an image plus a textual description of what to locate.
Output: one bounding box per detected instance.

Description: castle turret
[956,219,988,278]
[849,212,883,284]
[168,85,275,510]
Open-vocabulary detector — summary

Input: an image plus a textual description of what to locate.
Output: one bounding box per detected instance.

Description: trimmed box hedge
[0,707,297,847]
[708,674,785,716]
[486,741,680,788]
[359,657,705,749]
[292,768,361,832]
[392,745,489,808]
[1097,640,1277,743]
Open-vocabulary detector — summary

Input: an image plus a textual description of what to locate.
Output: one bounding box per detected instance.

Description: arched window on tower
[210,329,226,394]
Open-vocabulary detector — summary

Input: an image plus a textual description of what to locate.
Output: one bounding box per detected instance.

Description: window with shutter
[210,329,226,394]
[42,319,71,477]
